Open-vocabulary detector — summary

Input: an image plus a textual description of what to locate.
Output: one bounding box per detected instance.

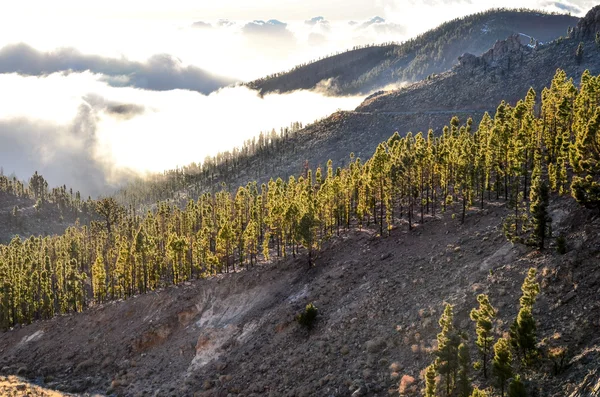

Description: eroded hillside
[1,197,599,396]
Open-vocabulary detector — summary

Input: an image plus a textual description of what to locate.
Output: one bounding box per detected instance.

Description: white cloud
[0,72,363,194]
[0,43,236,94]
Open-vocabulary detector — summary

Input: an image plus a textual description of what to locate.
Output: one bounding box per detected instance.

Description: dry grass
[398,374,417,395]
[0,376,75,397]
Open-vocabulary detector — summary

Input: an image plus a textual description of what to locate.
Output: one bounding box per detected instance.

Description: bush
[296,303,318,329]
[556,235,567,254]
[548,346,568,375]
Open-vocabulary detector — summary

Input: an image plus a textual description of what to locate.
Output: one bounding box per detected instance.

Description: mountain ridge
[248,8,578,95]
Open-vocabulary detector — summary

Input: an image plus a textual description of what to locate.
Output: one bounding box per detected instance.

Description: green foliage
[470,388,489,397]
[296,303,318,329]
[571,175,600,211]
[528,175,551,249]
[576,42,584,64]
[2,68,600,331]
[548,346,568,375]
[510,269,540,363]
[435,304,462,396]
[508,375,527,397]
[457,343,472,397]
[492,337,513,397]
[470,294,496,378]
[424,364,437,397]
[297,210,317,266]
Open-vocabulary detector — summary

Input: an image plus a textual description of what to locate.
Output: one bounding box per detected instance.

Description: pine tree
[95,197,123,237]
[297,209,316,266]
[435,304,461,396]
[91,253,107,302]
[528,175,551,249]
[508,375,527,397]
[571,106,600,211]
[470,294,496,378]
[510,268,540,363]
[424,363,437,397]
[457,343,472,397]
[576,42,584,64]
[492,337,513,397]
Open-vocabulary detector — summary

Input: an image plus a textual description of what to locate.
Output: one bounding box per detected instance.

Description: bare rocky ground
[0,196,599,397]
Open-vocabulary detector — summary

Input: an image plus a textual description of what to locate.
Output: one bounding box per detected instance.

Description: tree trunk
[462,194,466,224]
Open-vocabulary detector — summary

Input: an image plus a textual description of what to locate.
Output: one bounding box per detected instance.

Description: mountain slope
[248,9,578,95]
[210,7,600,196]
[1,197,598,396]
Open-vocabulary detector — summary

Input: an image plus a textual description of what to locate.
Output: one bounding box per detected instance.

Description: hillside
[0,174,95,244]
[118,8,600,209]
[2,6,600,397]
[206,7,600,197]
[248,9,578,95]
[1,197,599,396]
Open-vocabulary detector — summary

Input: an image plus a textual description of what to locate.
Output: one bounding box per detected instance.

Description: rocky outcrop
[568,369,600,397]
[481,34,527,66]
[456,35,529,75]
[575,5,600,39]
[457,52,480,71]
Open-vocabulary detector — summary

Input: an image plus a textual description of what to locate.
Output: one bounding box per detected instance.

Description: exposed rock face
[481,34,527,66]
[568,369,600,397]
[575,5,600,39]
[457,53,480,71]
[457,35,529,76]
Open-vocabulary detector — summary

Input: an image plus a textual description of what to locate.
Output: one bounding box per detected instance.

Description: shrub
[398,374,416,395]
[296,303,318,329]
[548,346,568,375]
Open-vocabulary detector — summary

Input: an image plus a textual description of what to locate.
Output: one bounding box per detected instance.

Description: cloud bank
[0,43,236,94]
[0,72,363,196]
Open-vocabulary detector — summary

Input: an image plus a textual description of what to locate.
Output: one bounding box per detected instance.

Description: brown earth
[0,196,599,396]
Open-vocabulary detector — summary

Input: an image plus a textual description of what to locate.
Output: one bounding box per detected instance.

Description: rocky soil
[0,196,599,397]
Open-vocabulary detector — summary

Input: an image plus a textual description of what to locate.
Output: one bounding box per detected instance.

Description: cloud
[359,16,386,29]
[0,43,236,94]
[191,21,213,29]
[216,19,235,27]
[354,16,407,36]
[0,105,131,197]
[0,72,363,196]
[242,19,293,37]
[540,1,582,14]
[305,16,331,32]
[83,95,146,120]
[305,16,328,26]
[308,32,328,46]
[241,19,297,55]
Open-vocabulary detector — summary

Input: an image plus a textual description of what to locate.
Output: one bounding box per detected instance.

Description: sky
[0,0,594,195]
